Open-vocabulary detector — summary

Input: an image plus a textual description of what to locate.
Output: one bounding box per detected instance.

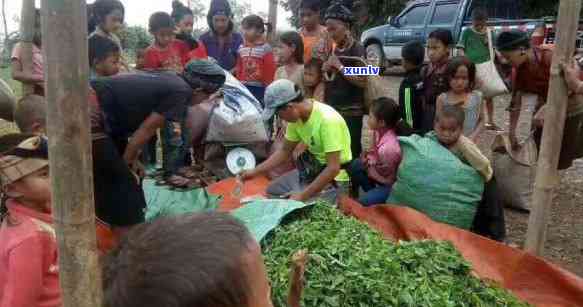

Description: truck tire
[365,43,385,72]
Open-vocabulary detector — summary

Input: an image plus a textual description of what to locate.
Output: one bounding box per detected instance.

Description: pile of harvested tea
[262,204,529,307]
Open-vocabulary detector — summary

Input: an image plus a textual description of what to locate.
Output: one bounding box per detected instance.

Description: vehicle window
[431,2,459,25]
[399,5,429,26]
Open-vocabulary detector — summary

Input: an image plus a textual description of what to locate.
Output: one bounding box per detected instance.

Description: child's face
[177,15,194,34]
[300,8,319,30]
[102,9,124,34]
[304,67,322,87]
[427,38,449,64]
[435,117,462,146]
[136,51,146,69]
[242,242,274,307]
[472,19,487,33]
[367,111,386,130]
[95,52,121,77]
[449,65,470,93]
[8,167,52,211]
[242,26,263,43]
[212,15,230,35]
[275,42,294,65]
[154,28,176,48]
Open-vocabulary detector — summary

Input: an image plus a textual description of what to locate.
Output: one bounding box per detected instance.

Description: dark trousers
[92,137,146,227]
[345,115,363,158]
[347,159,391,207]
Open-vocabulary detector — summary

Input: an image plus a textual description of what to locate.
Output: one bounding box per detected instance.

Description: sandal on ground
[178,167,198,179]
[485,123,504,132]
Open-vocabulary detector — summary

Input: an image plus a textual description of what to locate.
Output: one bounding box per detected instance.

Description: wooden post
[19,0,35,96]
[41,0,102,306]
[268,0,278,43]
[525,0,581,255]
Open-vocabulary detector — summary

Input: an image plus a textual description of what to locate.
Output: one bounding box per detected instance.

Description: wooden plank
[40,0,102,306]
[19,0,35,96]
[525,0,582,255]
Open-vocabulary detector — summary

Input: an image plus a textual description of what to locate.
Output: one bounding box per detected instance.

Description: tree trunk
[268,0,278,43]
[40,0,102,306]
[1,0,8,48]
[525,0,582,255]
[20,0,35,96]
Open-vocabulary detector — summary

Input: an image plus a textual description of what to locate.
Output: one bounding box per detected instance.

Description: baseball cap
[262,79,302,121]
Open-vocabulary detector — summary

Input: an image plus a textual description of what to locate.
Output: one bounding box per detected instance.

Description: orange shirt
[300,25,333,63]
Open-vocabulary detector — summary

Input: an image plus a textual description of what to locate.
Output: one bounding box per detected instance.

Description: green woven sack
[387,134,484,229]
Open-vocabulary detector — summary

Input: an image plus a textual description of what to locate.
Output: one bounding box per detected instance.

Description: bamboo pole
[40,0,102,306]
[525,0,581,255]
[268,0,278,43]
[19,0,35,96]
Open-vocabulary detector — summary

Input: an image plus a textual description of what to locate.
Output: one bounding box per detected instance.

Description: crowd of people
[2,0,583,306]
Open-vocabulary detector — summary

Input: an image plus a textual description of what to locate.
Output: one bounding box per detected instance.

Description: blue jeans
[347,159,392,207]
[161,116,192,177]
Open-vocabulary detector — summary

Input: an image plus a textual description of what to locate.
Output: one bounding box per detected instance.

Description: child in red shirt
[143,12,189,72]
[170,1,208,62]
[0,135,59,307]
[236,14,277,104]
[143,12,195,187]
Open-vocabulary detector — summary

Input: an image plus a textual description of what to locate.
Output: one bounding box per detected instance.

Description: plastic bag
[231,199,311,241]
[387,134,484,229]
[492,133,537,211]
[205,71,269,143]
[143,179,221,221]
[476,28,508,98]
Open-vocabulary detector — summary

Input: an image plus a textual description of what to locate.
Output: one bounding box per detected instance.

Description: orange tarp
[209,176,583,307]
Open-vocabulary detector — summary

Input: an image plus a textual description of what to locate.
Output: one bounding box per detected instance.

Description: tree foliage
[281,0,570,38]
[282,0,414,37]
[118,25,152,60]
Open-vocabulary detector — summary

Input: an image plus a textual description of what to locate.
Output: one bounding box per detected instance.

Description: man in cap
[89,59,226,234]
[497,30,583,170]
[240,79,352,202]
[322,2,367,158]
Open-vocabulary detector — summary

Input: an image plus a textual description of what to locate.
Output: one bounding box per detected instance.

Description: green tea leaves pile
[262,204,530,307]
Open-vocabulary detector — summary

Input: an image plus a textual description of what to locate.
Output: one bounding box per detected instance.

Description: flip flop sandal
[155,179,168,186]
[179,170,198,179]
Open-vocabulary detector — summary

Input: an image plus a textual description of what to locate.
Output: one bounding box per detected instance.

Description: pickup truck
[360,0,566,69]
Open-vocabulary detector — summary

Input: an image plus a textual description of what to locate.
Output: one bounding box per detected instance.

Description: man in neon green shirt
[241,79,352,202]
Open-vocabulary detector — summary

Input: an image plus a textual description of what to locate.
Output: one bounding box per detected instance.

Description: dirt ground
[380,73,583,277]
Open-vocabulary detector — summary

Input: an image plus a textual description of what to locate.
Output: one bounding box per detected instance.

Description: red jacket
[235,40,276,87]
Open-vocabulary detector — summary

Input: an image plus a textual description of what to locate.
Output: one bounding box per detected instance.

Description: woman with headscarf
[198,0,243,71]
[89,60,226,235]
[496,30,583,170]
[322,3,367,157]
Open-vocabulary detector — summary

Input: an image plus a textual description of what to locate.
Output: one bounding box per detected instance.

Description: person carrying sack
[497,30,583,170]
